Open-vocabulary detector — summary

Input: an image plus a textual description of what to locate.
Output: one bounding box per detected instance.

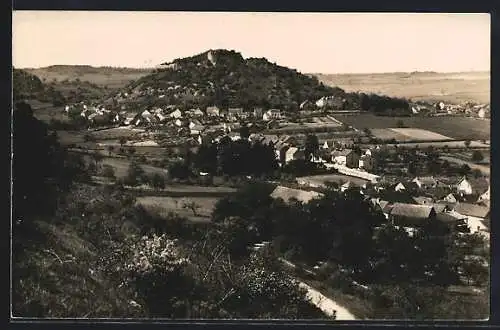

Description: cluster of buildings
[412,101,490,119]
[271,175,490,237]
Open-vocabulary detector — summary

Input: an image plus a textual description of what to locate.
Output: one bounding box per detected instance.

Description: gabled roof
[457,176,489,194]
[331,149,354,157]
[270,186,324,204]
[389,203,435,219]
[454,203,490,219]
[436,212,465,224]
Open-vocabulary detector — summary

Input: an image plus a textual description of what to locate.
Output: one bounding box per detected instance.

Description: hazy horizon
[13,12,490,74]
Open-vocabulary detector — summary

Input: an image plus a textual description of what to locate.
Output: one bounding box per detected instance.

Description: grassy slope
[314,71,490,104]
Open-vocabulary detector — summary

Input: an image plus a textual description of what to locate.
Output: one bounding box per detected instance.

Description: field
[297,174,368,188]
[90,126,145,140]
[334,114,490,140]
[135,196,219,223]
[85,156,168,178]
[386,141,489,149]
[314,71,490,104]
[370,128,453,142]
[25,66,152,90]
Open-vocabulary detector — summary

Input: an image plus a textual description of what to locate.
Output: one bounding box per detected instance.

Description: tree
[101,164,116,179]
[124,161,144,186]
[240,125,250,139]
[182,201,200,216]
[471,150,484,162]
[91,151,104,171]
[107,145,115,156]
[119,137,127,147]
[459,164,471,176]
[149,173,166,189]
[304,134,319,161]
[464,140,471,148]
[13,101,83,227]
[169,161,192,180]
[396,120,405,128]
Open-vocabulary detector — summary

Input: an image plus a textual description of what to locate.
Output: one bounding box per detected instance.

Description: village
[61,92,491,242]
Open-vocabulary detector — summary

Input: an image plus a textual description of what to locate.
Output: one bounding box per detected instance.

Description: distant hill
[13,68,65,106]
[120,49,410,114]
[23,66,152,90]
[313,71,490,104]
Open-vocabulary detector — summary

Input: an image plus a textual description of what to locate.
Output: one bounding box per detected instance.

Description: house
[189,122,205,135]
[141,109,153,118]
[477,186,490,203]
[393,181,419,193]
[253,107,263,118]
[276,144,290,164]
[266,119,280,129]
[478,108,486,118]
[388,203,436,229]
[299,100,315,110]
[435,212,469,232]
[378,190,418,204]
[169,109,183,119]
[450,203,490,234]
[359,154,376,172]
[270,186,324,205]
[263,109,282,121]
[456,176,489,196]
[156,113,167,122]
[206,106,220,117]
[412,176,438,190]
[331,149,360,168]
[190,108,205,117]
[443,193,459,204]
[174,119,184,127]
[432,202,453,214]
[228,107,244,120]
[285,147,305,163]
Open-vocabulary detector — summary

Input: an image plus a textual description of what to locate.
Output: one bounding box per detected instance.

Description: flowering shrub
[125,234,189,276]
[123,234,192,317]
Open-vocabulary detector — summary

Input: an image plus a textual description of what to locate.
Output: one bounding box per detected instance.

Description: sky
[12,11,490,74]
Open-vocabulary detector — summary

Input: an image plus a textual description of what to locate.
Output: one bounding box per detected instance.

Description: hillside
[313,71,490,104]
[24,65,153,90]
[13,68,65,106]
[118,49,410,114]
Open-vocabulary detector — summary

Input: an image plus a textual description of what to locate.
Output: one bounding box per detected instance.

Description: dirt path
[299,282,357,320]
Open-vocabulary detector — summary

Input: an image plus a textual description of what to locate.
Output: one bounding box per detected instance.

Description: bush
[101,165,116,179]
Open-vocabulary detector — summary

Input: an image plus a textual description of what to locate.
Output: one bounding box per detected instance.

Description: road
[299,282,357,320]
[278,258,357,320]
[440,156,490,176]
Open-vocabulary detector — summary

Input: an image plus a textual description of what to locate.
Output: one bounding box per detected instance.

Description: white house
[450,203,490,234]
[478,108,486,118]
[412,176,438,190]
[174,119,183,127]
[169,109,183,119]
[263,109,281,121]
[284,147,305,163]
[477,186,490,203]
[206,106,220,117]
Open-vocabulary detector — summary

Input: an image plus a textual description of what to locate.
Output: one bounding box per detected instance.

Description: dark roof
[378,190,418,204]
[412,196,434,205]
[331,149,355,157]
[454,203,490,219]
[436,212,465,224]
[431,203,451,213]
[393,181,419,191]
[390,203,435,219]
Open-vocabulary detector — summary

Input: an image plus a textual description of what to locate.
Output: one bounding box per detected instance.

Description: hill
[13,68,65,106]
[118,49,410,114]
[313,71,490,104]
[24,66,152,90]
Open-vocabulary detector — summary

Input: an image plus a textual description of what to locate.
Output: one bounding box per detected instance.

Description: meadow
[334,114,490,140]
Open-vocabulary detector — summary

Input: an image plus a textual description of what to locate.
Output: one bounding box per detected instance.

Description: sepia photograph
[11,11,490,320]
